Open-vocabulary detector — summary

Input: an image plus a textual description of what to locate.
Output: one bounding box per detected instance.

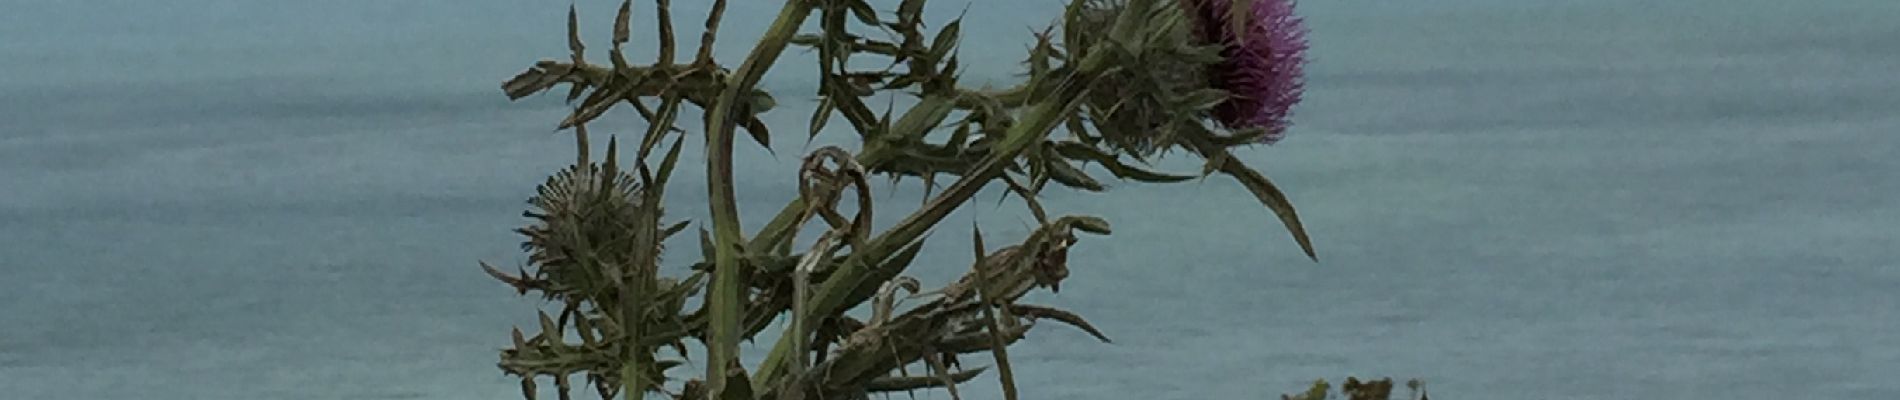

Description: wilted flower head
[1187,0,1309,144]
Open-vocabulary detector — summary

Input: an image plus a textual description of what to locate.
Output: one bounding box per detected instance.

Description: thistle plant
[484,0,1318,398]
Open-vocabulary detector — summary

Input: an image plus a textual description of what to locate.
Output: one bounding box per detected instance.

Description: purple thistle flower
[1188,0,1308,144]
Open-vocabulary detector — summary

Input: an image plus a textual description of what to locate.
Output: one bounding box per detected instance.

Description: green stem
[702,0,814,394]
[752,56,1106,392]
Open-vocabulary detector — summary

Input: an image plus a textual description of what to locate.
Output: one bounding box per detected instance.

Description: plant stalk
[702,0,815,394]
[751,52,1109,391]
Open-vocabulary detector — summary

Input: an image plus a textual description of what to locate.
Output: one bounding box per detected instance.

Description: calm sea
[3,0,1896,398]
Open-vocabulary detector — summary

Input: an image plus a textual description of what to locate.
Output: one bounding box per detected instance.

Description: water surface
[3,1,1896,399]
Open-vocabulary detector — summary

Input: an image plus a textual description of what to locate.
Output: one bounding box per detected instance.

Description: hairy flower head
[1187,0,1308,144]
[1061,0,1310,154]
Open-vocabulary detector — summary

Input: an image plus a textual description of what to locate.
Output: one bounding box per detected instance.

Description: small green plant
[482,0,1333,398]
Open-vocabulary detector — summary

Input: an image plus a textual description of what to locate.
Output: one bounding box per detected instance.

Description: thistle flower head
[1188,0,1309,144]
[514,161,650,300]
[1064,0,1218,156]
[1061,0,1308,156]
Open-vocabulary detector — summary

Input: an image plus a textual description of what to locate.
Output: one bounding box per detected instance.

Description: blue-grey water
[4,0,1897,399]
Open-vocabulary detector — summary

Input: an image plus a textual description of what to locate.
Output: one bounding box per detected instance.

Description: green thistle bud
[515,161,651,300]
[1062,0,1309,156]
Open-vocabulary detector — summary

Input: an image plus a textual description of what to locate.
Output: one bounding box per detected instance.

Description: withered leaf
[561,83,628,129]
[567,5,584,62]
[1066,215,1111,235]
[864,367,988,393]
[1011,304,1111,343]
[614,0,632,45]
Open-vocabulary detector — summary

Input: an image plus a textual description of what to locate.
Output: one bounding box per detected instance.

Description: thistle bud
[1065,0,1213,155]
[1063,0,1308,153]
[1186,0,1308,144]
[515,160,650,300]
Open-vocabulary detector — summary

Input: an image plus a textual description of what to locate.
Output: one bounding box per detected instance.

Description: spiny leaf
[1182,88,1231,112]
[638,93,684,162]
[695,0,728,64]
[1139,3,1187,47]
[1051,141,1195,182]
[898,0,927,25]
[1060,0,1089,61]
[1215,155,1318,261]
[888,95,956,141]
[881,233,931,276]
[603,135,621,181]
[699,227,716,263]
[655,0,677,65]
[865,367,989,393]
[1062,215,1113,235]
[1209,126,1273,147]
[1200,148,1230,177]
[512,326,530,349]
[663,220,691,239]
[927,18,962,64]
[575,315,598,346]
[1064,114,1095,144]
[937,52,961,91]
[846,0,880,27]
[653,133,687,194]
[1011,304,1111,343]
[948,120,973,152]
[877,95,897,140]
[1026,27,1054,78]
[538,310,562,340]
[740,94,776,150]
[566,81,589,105]
[1002,175,1052,224]
[614,0,632,45]
[567,4,585,63]
[561,84,628,129]
[1043,157,1105,192]
[971,221,986,261]
[809,97,835,142]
